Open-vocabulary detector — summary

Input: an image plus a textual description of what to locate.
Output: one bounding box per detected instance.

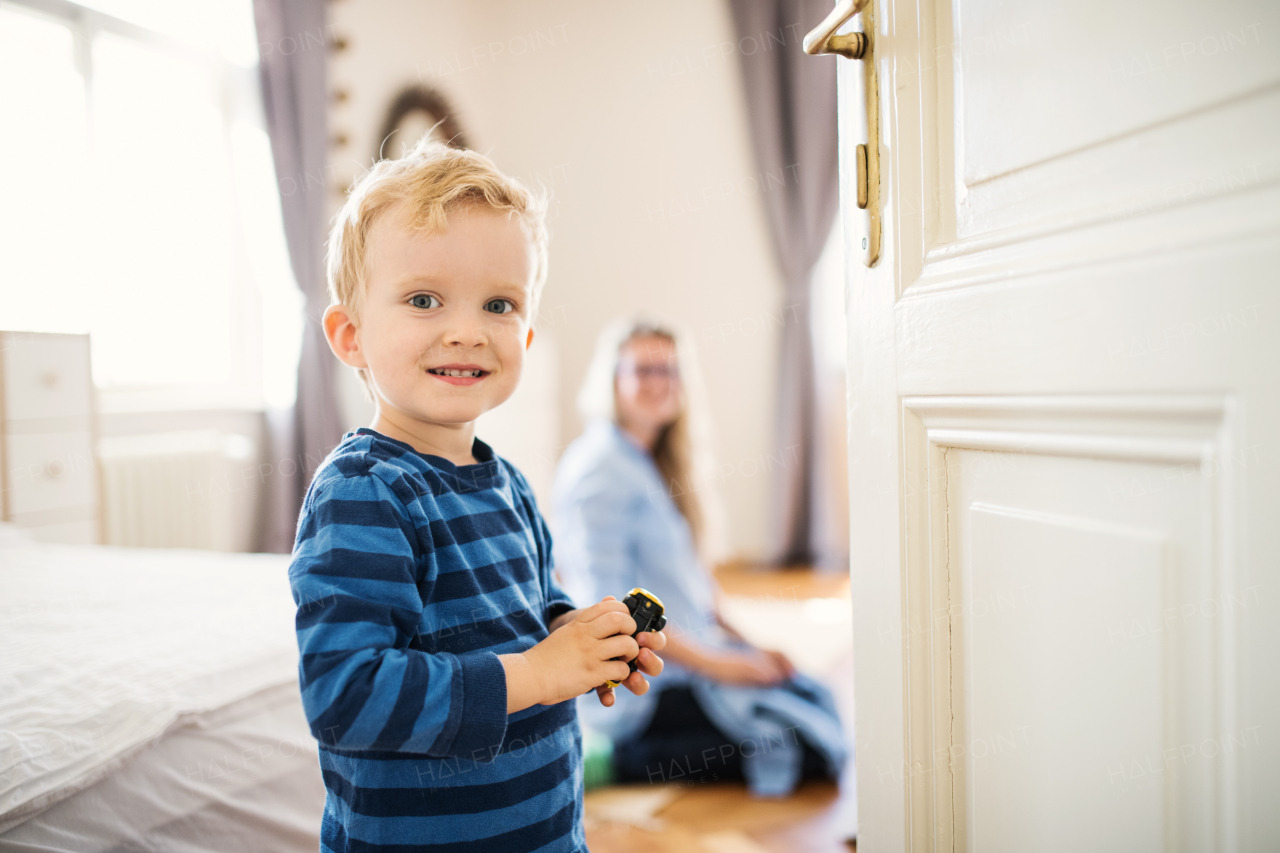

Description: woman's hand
[657,627,795,687]
[761,648,797,680]
[702,649,790,686]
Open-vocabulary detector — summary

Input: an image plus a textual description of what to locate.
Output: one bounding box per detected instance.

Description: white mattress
[0,525,323,849]
[0,683,324,853]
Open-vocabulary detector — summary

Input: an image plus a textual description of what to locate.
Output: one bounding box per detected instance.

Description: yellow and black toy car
[604,588,666,688]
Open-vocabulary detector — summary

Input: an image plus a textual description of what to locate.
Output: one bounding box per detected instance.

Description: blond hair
[577,317,724,558]
[326,138,549,389]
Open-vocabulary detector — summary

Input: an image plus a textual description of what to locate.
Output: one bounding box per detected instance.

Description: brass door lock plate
[804,0,881,267]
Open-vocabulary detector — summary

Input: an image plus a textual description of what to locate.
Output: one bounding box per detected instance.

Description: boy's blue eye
[410,294,440,310]
[485,298,514,315]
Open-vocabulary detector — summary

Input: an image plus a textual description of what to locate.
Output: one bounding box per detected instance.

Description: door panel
[955,88,1280,240]
[957,1,1278,188]
[895,396,1232,850]
[963,501,1166,853]
[954,451,1216,853]
[838,0,1279,849]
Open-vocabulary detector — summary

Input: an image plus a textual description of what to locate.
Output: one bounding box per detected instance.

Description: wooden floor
[713,561,850,600]
[584,564,856,853]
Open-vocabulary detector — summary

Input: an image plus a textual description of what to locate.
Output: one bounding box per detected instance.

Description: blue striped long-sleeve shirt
[288,428,585,852]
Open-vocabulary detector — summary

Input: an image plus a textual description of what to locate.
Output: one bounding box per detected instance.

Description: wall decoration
[376,85,470,159]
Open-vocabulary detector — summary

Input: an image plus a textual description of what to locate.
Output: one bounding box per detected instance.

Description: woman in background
[552,317,846,796]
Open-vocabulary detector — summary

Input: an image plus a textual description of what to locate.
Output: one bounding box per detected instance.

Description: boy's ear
[324,303,368,369]
[525,328,535,350]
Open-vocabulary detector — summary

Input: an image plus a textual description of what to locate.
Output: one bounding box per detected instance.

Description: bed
[0,524,324,851]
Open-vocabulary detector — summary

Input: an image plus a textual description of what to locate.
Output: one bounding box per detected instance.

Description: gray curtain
[728,0,840,566]
[253,0,345,553]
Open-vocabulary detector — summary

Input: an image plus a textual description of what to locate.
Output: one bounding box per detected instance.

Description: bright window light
[0,8,92,339]
[72,0,260,66]
[230,120,306,410]
[91,33,235,386]
[0,1,302,408]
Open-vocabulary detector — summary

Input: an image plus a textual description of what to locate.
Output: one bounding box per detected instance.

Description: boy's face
[336,204,536,432]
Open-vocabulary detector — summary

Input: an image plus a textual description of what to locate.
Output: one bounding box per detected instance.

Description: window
[0,0,303,410]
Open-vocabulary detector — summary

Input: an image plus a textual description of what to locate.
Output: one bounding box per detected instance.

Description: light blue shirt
[553,420,721,653]
[552,421,847,796]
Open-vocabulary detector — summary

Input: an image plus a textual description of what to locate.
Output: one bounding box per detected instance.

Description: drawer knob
[41,371,60,389]
[45,459,66,479]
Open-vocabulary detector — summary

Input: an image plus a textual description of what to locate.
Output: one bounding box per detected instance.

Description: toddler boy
[289,139,665,852]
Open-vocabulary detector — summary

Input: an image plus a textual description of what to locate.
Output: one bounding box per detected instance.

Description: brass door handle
[802,0,869,58]
[804,0,881,266]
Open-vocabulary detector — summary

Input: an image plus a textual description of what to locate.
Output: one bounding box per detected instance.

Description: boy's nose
[441,315,491,349]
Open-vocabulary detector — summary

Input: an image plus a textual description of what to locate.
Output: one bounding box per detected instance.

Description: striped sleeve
[289,472,508,759]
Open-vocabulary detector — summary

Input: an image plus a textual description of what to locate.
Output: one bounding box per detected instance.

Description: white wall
[327,0,785,559]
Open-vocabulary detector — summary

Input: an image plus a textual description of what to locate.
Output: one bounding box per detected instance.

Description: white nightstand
[0,332,100,544]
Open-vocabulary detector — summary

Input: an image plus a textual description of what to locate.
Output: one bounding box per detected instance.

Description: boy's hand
[594,623,666,708]
[501,597,664,712]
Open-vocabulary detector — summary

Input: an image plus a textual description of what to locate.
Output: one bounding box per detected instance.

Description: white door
[825,0,1280,849]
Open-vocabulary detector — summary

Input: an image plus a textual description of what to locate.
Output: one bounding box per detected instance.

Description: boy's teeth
[432,368,482,377]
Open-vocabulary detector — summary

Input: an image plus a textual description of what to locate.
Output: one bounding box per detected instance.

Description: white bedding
[0,525,310,833]
[1,682,324,852]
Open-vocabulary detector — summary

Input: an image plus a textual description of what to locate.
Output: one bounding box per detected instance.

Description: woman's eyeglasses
[619,363,680,381]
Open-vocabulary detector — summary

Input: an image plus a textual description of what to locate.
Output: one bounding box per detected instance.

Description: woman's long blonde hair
[577,317,720,555]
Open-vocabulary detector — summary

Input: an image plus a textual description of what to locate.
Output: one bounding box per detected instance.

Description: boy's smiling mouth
[427,364,490,385]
